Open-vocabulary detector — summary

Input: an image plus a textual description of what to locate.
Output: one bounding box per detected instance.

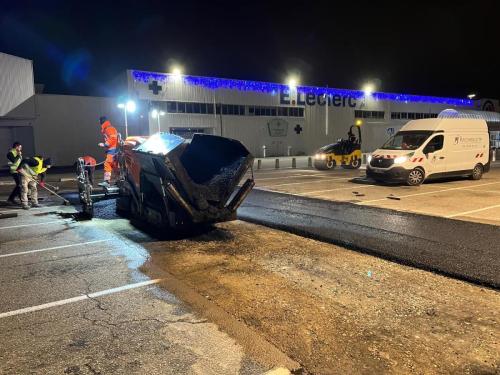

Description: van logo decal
[454,136,460,145]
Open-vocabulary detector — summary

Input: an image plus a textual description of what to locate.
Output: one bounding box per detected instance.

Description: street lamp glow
[362,83,375,96]
[151,109,165,133]
[126,100,136,113]
[287,76,298,89]
[117,103,125,109]
[172,66,182,76]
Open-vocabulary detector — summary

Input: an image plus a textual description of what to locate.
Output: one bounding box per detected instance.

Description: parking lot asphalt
[247,164,500,226]
[0,198,281,374]
[0,166,499,373]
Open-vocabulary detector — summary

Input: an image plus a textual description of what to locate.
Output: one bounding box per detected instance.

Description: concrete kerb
[253,154,370,170]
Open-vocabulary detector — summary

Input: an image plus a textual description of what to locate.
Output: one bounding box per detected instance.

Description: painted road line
[446,204,500,218]
[255,174,326,181]
[462,188,500,194]
[254,187,310,198]
[0,205,71,214]
[357,181,500,205]
[0,279,162,319]
[307,184,377,195]
[265,177,351,188]
[0,220,68,230]
[0,239,110,258]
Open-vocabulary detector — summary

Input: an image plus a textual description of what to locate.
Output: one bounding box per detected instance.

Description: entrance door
[270,140,284,156]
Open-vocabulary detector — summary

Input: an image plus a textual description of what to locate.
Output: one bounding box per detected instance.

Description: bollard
[262,145,267,158]
[292,157,296,168]
[308,157,312,167]
[287,146,292,156]
[275,158,280,169]
[257,159,262,169]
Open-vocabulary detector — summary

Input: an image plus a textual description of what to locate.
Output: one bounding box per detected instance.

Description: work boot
[6,199,18,206]
[22,204,30,210]
[98,181,111,188]
[31,203,41,208]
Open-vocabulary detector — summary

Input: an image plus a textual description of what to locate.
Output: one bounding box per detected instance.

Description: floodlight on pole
[170,65,183,81]
[362,82,375,97]
[287,75,299,89]
[117,99,136,138]
[126,100,136,113]
[151,109,165,133]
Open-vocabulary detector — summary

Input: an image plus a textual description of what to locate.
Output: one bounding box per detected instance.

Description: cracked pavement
[0,199,269,374]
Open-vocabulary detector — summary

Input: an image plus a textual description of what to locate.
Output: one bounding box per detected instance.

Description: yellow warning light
[355,119,363,126]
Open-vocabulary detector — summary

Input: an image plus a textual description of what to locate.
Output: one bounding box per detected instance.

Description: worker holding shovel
[17,158,40,210]
[18,156,52,210]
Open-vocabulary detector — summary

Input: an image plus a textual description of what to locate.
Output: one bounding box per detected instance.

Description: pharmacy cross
[148,80,162,95]
[294,124,303,134]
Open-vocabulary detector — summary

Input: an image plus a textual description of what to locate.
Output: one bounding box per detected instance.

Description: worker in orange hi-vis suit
[97,116,119,188]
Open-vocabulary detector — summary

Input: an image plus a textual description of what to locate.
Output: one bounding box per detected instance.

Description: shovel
[19,170,71,206]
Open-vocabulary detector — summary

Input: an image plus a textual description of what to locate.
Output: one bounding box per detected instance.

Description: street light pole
[123,106,128,138]
[117,100,136,139]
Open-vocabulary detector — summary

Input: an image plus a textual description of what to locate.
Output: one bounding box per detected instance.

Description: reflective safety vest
[32,157,47,175]
[7,148,21,173]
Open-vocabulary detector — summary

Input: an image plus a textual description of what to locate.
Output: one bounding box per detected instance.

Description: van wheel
[326,159,336,169]
[407,168,425,186]
[471,164,483,180]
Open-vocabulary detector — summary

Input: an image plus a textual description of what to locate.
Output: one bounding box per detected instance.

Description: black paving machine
[77,133,255,228]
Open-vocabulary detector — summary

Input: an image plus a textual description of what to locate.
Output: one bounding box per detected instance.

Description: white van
[366,118,491,185]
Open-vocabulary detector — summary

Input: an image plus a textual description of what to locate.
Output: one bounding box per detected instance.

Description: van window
[423,135,444,153]
[381,131,433,150]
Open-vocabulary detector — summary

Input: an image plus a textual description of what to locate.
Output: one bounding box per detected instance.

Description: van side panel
[446,131,489,173]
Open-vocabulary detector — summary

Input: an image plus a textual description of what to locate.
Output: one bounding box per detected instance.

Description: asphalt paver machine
[77,133,255,228]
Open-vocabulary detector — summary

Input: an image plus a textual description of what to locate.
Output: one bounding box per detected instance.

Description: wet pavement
[1,165,500,373]
[0,198,274,374]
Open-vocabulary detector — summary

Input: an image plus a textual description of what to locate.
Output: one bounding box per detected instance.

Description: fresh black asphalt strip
[239,189,500,289]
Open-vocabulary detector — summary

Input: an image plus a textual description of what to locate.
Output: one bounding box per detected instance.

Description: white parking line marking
[264,176,351,188]
[0,279,162,319]
[0,220,68,230]
[0,206,55,214]
[307,184,376,195]
[0,239,110,258]
[462,188,500,194]
[255,174,325,181]
[357,181,500,205]
[254,187,310,198]
[446,204,500,218]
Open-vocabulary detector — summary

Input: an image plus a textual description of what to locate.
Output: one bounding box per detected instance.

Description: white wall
[0,52,35,117]
[33,95,125,166]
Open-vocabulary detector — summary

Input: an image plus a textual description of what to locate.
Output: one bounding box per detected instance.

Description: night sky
[1,0,499,99]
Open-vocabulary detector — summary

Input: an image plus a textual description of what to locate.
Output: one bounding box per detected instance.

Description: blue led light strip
[131,70,473,106]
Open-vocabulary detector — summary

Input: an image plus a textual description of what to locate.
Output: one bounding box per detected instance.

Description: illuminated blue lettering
[280,90,290,105]
[306,93,316,105]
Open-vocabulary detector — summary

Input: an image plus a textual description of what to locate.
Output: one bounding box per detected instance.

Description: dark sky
[1,0,499,99]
